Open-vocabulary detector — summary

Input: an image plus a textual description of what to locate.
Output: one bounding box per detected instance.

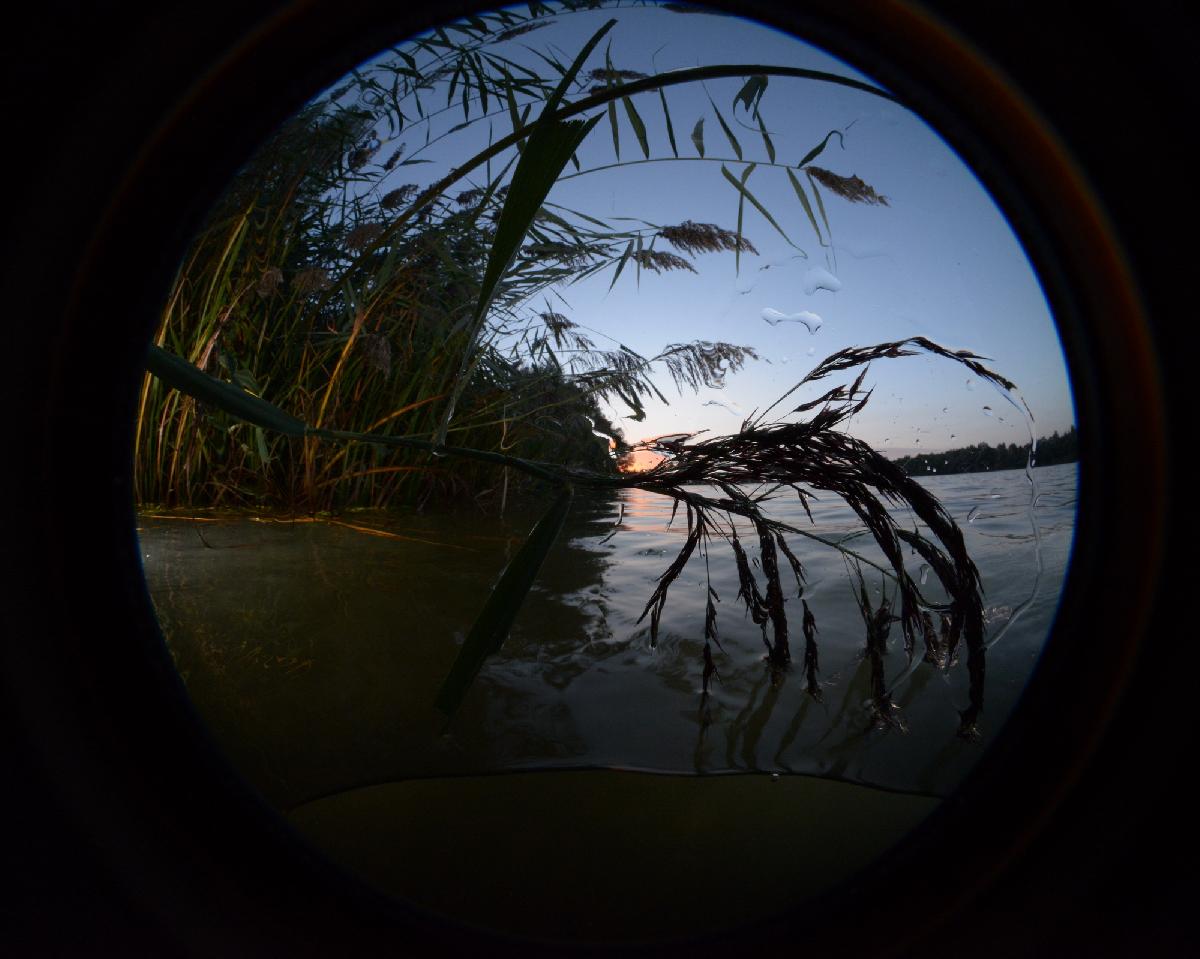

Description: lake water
[138,461,1076,940]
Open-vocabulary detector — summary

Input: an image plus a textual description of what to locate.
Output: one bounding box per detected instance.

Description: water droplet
[801,267,842,295]
[982,406,993,416]
[771,773,781,782]
[779,355,789,365]
[919,564,930,585]
[762,307,822,333]
[967,506,981,524]
[806,347,815,356]
[965,379,975,391]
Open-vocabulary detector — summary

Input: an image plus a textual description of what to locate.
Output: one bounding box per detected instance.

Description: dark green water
[138,463,1074,941]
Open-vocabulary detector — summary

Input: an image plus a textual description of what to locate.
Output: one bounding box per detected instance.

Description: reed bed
[140,4,1006,736]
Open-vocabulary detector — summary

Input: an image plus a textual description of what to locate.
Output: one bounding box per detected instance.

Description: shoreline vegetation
[891,425,1078,477]
[137,4,1035,736]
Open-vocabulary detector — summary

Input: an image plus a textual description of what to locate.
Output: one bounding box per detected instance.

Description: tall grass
[134,2,891,512]
[140,4,1008,734]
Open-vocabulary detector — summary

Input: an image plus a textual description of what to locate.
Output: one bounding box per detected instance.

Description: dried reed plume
[381,185,419,210]
[631,250,697,274]
[610,338,1001,738]
[658,221,758,257]
[806,166,890,206]
[256,267,283,297]
[345,223,385,251]
[292,267,332,294]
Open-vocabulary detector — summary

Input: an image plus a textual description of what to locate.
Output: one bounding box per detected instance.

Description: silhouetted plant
[143,4,1003,739]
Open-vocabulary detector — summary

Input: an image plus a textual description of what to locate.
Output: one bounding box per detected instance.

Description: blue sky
[342,2,1075,456]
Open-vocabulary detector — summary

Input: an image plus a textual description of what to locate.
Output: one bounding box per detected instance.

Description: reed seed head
[256,267,283,297]
[292,267,332,294]
[658,221,758,257]
[805,166,890,206]
[345,223,385,251]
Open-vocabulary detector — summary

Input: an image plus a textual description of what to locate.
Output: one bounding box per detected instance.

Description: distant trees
[893,425,1078,476]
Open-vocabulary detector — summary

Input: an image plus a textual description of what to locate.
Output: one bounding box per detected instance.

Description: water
[138,462,1075,937]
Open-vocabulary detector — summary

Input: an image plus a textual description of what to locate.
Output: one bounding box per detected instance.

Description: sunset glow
[617,449,667,473]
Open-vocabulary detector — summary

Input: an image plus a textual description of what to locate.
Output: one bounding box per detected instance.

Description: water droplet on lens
[982,406,993,416]
[762,307,822,333]
[965,379,975,391]
[801,266,842,295]
[919,563,930,585]
[703,399,742,415]
[967,506,981,524]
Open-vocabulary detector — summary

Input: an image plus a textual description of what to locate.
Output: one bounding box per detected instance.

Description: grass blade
[622,95,650,159]
[798,128,846,168]
[757,111,775,164]
[434,485,573,716]
[145,345,306,436]
[806,169,833,249]
[608,237,635,290]
[787,167,824,245]
[658,87,678,158]
[706,91,742,161]
[721,163,799,251]
[733,74,767,115]
[607,99,620,159]
[691,117,705,157]
[476,115,603,324]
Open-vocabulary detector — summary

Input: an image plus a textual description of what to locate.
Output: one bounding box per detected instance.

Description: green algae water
[138,463,1074,941]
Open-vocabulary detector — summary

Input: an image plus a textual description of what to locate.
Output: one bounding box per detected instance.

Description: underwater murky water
[138,462,1074,939]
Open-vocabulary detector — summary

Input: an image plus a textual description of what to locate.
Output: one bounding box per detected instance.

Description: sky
[329,1,1076,458]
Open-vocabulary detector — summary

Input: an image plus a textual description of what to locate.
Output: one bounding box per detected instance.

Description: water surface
[139,462,1074,938]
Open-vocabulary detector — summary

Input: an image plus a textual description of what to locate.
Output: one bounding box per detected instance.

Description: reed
[141,3,1000,736]
[134,3,894,512]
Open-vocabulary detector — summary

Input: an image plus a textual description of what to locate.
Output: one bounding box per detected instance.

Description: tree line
[892,425,1078,476]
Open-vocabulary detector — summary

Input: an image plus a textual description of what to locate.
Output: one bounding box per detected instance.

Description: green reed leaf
[720,162,796,253]
[706,91,742,161]
[721,163,798,252]
[607,100,620,159]
[622,95,650,159]
[806,169,833,246]
[757,112,775,164]
[145,345,306,436]
[474,114,603,329]
[787,167,824,245]
[658,87,678,158]
[470,53,490,114]
[691,117,705,157]
[733,74,767,115]
[798,128,845,168]
[609,237,635,290]
[434,485,573,716]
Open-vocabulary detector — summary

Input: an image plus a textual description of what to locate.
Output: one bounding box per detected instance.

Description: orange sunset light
[617,449,667,473]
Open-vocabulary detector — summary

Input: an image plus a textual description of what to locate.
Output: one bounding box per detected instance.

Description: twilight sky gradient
[349,2,1076,457]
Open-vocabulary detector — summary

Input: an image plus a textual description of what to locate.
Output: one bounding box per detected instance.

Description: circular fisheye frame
[4,1,1170,956]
